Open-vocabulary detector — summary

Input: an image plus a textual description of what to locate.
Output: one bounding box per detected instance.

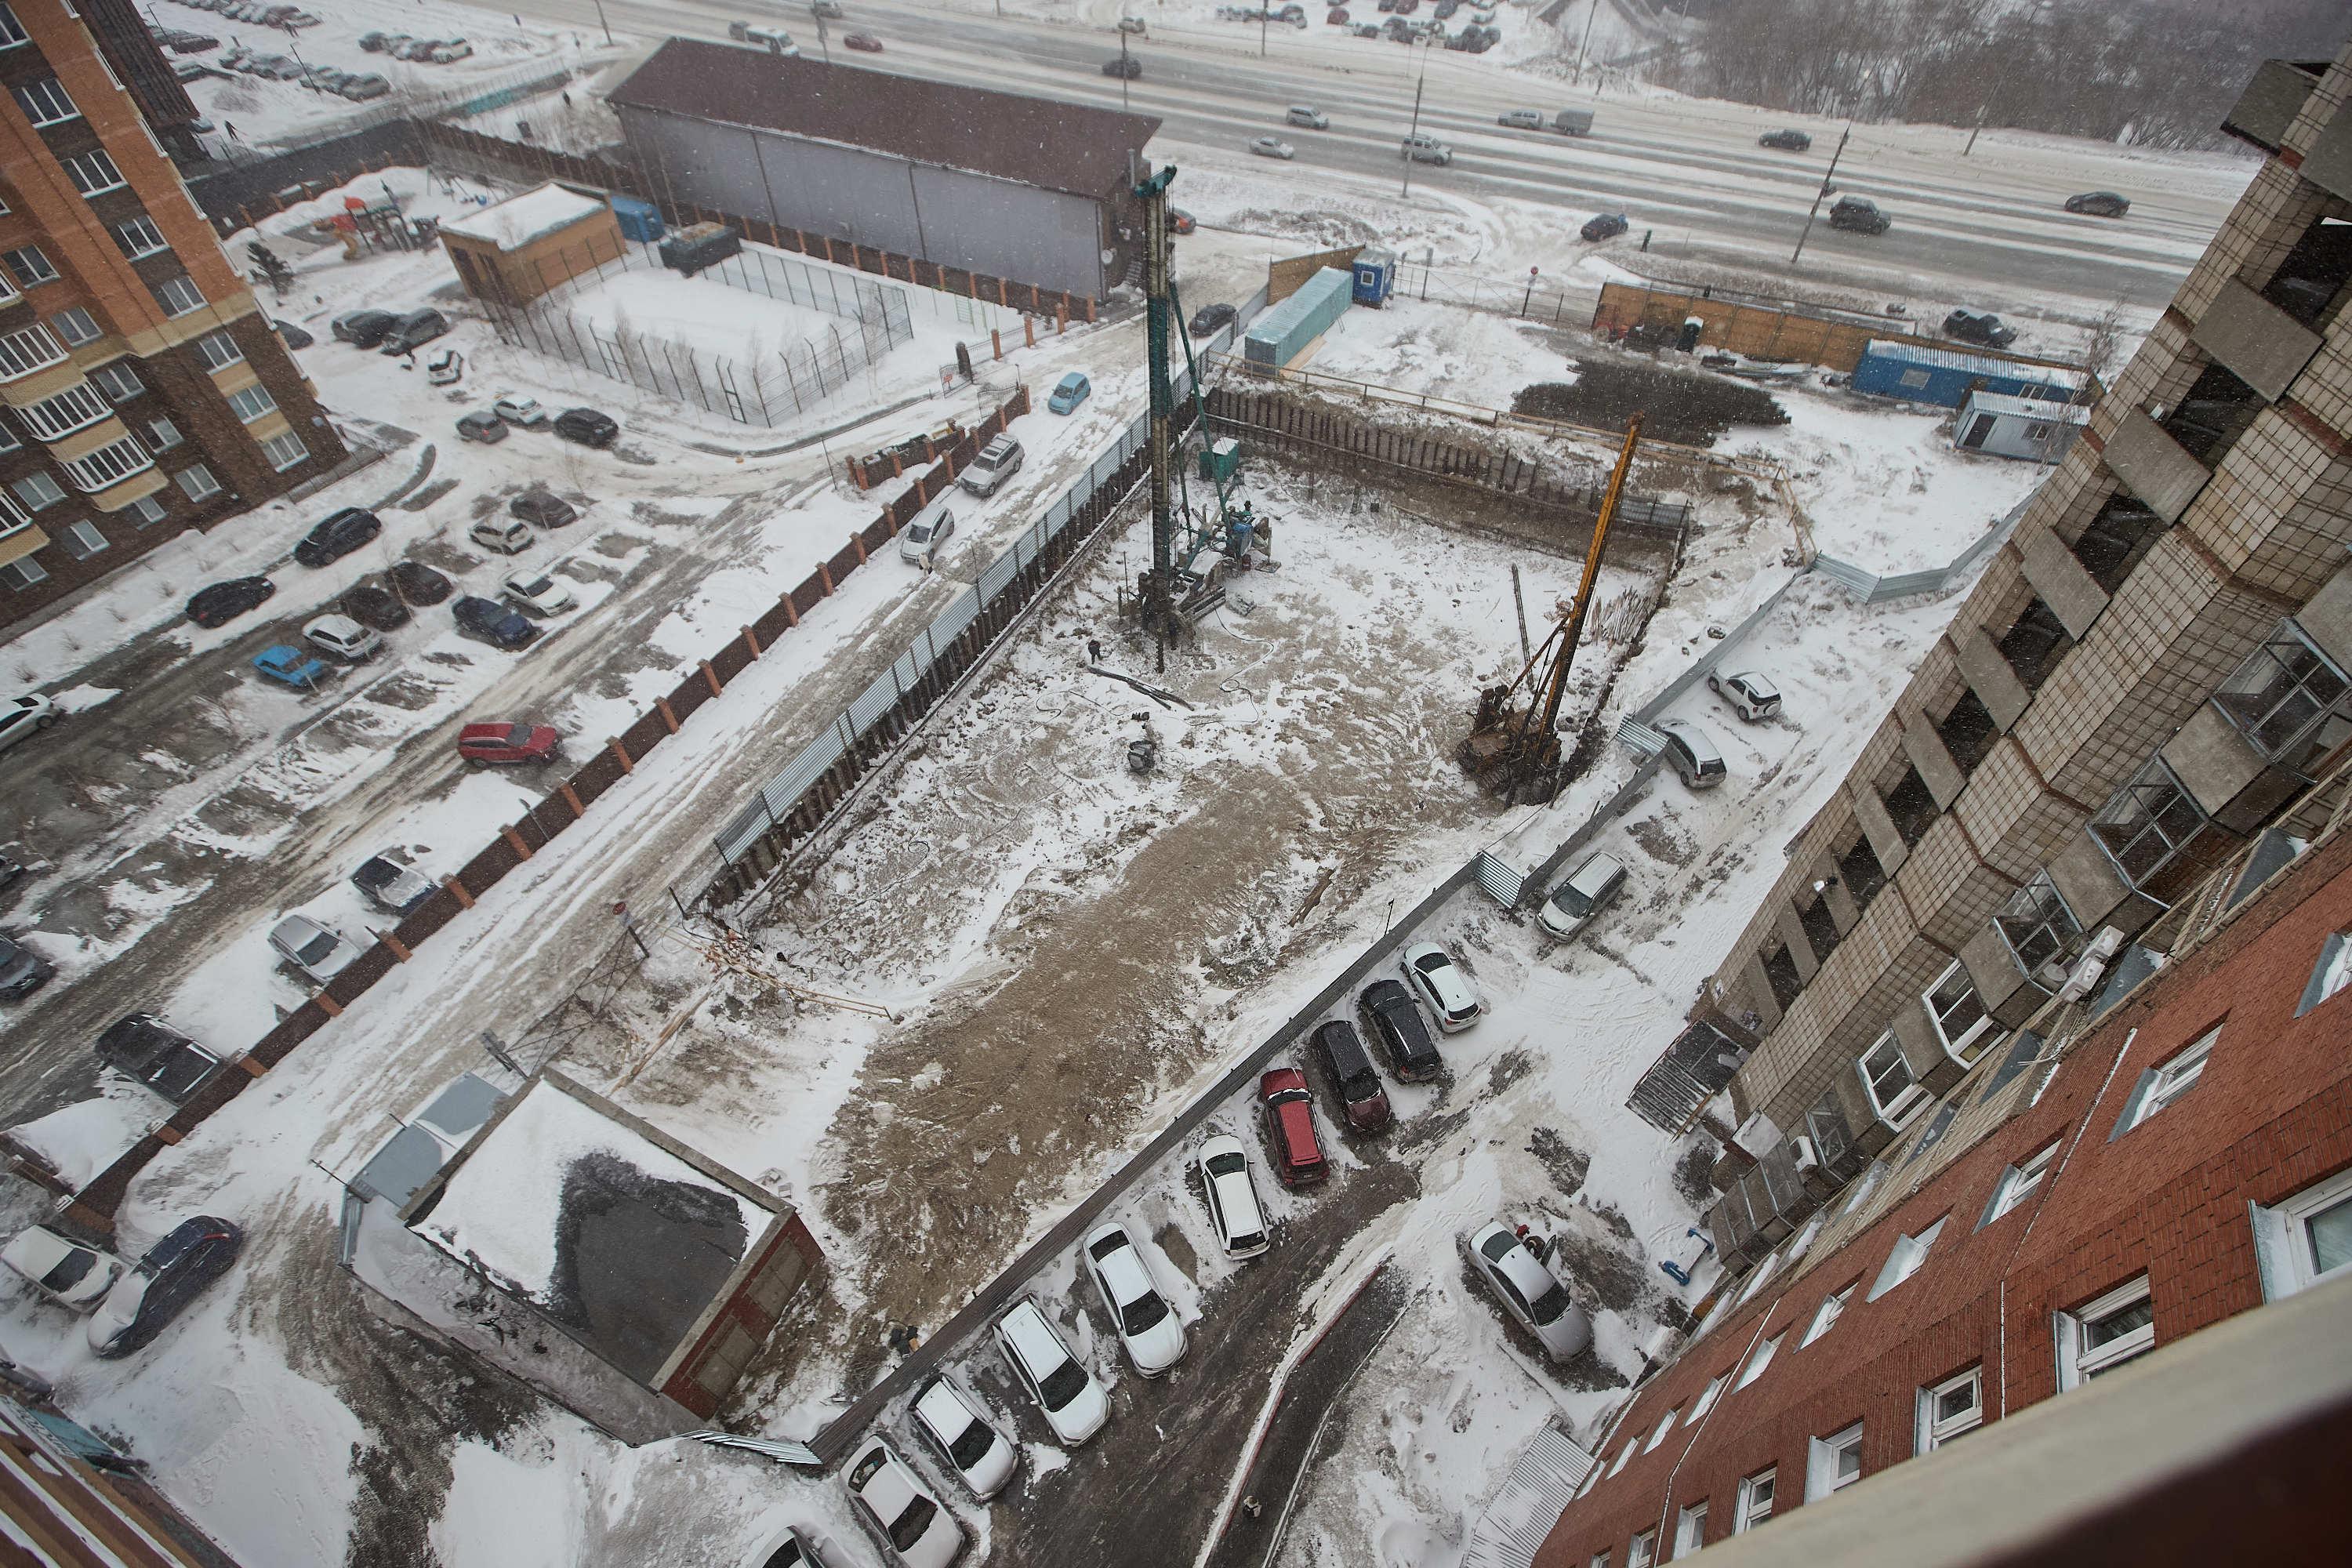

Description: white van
[1656,718,1728,789]
[1538,851,1628,939]
[1285,105,1329,129]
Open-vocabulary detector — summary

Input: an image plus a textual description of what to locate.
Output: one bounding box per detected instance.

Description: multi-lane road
[515,0,2254,310]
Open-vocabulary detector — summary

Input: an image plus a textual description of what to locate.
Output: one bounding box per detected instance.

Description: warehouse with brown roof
[608,38,1160,304]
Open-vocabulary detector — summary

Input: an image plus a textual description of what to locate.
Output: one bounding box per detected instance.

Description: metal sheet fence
[1814,493,2030,604]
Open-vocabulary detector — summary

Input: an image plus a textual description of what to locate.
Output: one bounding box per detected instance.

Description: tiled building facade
[1535,753,2352,1566]
[0,0,343,630]
[1685,44,2352,1226]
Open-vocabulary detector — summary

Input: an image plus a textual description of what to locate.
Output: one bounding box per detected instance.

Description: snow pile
[4,1088,154,1192]
[440,183,611,252]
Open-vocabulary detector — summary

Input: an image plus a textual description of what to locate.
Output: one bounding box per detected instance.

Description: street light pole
[1120,33,1131,109]
[592,0,612,45]
[1575,0,1600,83]
[1399,67,1425,198]
[1963,103,1987,157]
[1261,5,1267,57]
[1789,125,1850,266]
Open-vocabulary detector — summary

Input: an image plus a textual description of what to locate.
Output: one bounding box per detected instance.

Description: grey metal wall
[619,105,1107,299]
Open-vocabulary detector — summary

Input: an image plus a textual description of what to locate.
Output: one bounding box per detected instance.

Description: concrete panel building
[607,38,1159,306]
[1674,45,2352,1222]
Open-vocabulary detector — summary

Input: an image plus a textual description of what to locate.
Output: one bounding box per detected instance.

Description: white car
[501,571,575,616]
[1,1226,125,1311]
[1197,1134,1270,1259]
[1537,851,1628,941]
[744,1526,834,1568]
[470,519,535,556]
[1083,1221,1186,1376]
[1708,669,1783,722]
[1401,942,1482,1033]
[900,507,956,565]
[303,613,383,662]
[994,1298,1109,1446]
[910,1375,1017,1500]
[492,395,550,428]
[844,1437,964,1568]
[268,913,361,985]
[0,692,56,754]
[1467,1221,1592,1362]
[1249,136,1296,160]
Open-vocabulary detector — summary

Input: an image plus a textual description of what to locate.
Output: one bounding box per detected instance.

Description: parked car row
[358,31,474,63]
[177,0,317,24]
[332,307,449,354]
[2,1214,245,1358]
[215,43,388,99]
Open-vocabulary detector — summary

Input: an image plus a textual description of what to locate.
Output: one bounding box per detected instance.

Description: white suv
[1083,1221,1186,1376]
[958,435,1023,497]
[1708,669,1783,722]
[1401,942,1483,1033]
[994,1298,1109,1445]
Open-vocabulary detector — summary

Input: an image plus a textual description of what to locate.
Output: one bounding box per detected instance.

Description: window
[1980,1140,2059,1228]
[1994,873,2084,989]
[2298,933,2352,1017]
[11,77,78,125]
[1857,1032,1926,1128]
[18,382,111,441]
[1916,1367,1983,1452]
[1644,1407,1681,1454]
[2114,1025,2218,1137]
[2071,492,2163,592]
[2212,619,2352,779]
[226,383,278,423]
[89,361,142,402]
[1686,1372,1730,1425]
[1801,1283,1854,1346]
[1805,1422,1864,1500]
[1997,598,2072,691]
[12,472,66,511]
[1735,1468,1775,1531]
[0,323,66,379]
[1592,1555,1611,1568]
[1924,959,2001,1065]
[62,147,125,197]
[1882,764,1938,847]
[2025,421,2054,441]
[1761,940,1803,1012]
[2090,756,2228,904]
[61,434,152,492]
[2252,1168,2352,1301]
[1867,1216,1946,1301]
[1627,1530,1657,1568]
[0,418,16,452]
[59,519,108,561]
[2160,359,2263,468]
[0,556,49,590]
[260,430,308,471]
[123,492,167,527]
[174,464,220,503]
[1898,368,1931,390]
[2055,1276,2154,1388]
[151,274,205,318]
[1673,1503,1707,1559]
[1607,1442,1636,1479]
[51,307,102,347]
[112,214,169,260]
[3,245,57,288]
[2261,212,2352,328]
[146,417,183,451]
[1733,1331,1782,1391]
[0,2,28,49]
[194,330,244,371]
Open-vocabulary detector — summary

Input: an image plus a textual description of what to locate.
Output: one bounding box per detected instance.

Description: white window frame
[1801,1283,1854,1346]
[0,2,29,49]
[1915,1365,1983,1453]
[2054,1276,2154,1390]
[1686,1372,1730,1425]
[1643,1406,1681,1454]
[17,382,111,441]
[1607,1441,1636,1479]
[2115,1025,2218,1136]
[50,307,102,347]
[1924,958,2001,1065]
[11,77,78,126]
[0,556,49,590]
[226,383,277,423]
[1857,1031,1929,1129]
[260,430,308,471]
[1627,1529,1657,1568]
[113,215,169,260]
[194,329,243,371]
[123,492,167,527]
[1734,1468,1775,1532]
[2250,1167,2352,1302]
[1672,1502,1707,1559]
[3,244,57,288]
[62,146,125,198]
[151,274,205,318]
[146,417,182,451]
[1980,1140,2060,1229]
[2296,932,2352,1017]
[61,434,152,492]
[1805,1421,1864,1501]
[89,361,142,402]
[1733,1331,1782,1391]
[1867,1216,1946,1301]
[173,464,221,503]
[1592,1555,1611,1568]
[59,518,109,560]
[0,323,66,380]
[12,471,67,511]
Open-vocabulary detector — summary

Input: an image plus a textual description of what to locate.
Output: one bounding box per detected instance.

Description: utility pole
[1789,125,1850,266]
[1261,4,1268,57]
[592,0,612,45]
[815,15,830,64]
[1399,70,1426,198]
[1963,103,1986,156]
[1575,0,1600,83]
[1120,32,1131,110]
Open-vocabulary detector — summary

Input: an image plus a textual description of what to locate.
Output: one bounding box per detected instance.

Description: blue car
[1048,372,1091,415]
[253,644,329,688]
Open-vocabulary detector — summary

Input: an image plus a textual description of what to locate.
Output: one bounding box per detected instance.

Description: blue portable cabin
[1851,339,2084,408]
[1243,267,1356,368]
[610,193,664,244]
[1352,246,1396,307]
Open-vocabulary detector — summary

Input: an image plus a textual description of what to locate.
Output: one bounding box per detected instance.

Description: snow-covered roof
[410,1074,779,1381]
[1962,390,2090,423]
[440,183,612,252]
[1862,338,2085,388]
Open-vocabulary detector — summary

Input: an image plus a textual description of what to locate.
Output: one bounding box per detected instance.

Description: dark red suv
[1259,1066,1330,1186]
[456,721,560,766]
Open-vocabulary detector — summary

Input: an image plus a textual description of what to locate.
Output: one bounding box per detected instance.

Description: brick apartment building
[0,0,343,630]
[1534,747,2352,1566]
[1669,42,2352,1229]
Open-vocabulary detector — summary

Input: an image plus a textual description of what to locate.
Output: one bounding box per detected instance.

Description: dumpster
[611,194,663,244]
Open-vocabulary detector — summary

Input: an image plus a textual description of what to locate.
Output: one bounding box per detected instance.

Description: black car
[274,320,314,349]
[510,489,579,528]
[87,1216,243,1359]
[1359,978,1444,1081]
[1189,302,1238,337]
[332,308,399,347]
[185,575,274,628]
[93,1014,222,1104]
[1944,308,2019,349]
[379,309,448,354]
[0,934,53,1001]
[293,506,382,568]
[2064,191,2130,218]
[452,595,540,651]
[1580,212,1629,243]
[1102,55,1142,78]
[1759,129,1812,152]
[341,582,412,631]
[554,407,619,448]
[1828,195,1890,234]
[390,561,452,606]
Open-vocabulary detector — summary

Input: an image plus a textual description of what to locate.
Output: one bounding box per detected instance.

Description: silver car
[1655,718,1727,789]
[1401,941,1482,1032]
[957,436,1023,498]
[268,914,361,985]
[1250,136,1296,160]
[1467,1220,1591,1361]
[1538,851,1628,940]
[900,506,956,565]
[0,692,56,754]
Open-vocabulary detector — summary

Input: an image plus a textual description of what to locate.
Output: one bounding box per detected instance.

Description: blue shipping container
[611,194,665,244]
[1850,339,2082,408]
[1244,267,1355,368]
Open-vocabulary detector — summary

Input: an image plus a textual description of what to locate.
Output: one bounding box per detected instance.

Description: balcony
[2261,215,2352,332]
[2220,59,2324,154]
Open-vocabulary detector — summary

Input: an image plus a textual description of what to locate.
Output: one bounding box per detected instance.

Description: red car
[1171,208,1197,235]
[1259,1066,1329,1186]
[457,722,561,766]
[844,31,882,51]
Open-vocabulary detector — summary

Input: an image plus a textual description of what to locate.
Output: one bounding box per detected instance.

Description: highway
[513,0,2255,310]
